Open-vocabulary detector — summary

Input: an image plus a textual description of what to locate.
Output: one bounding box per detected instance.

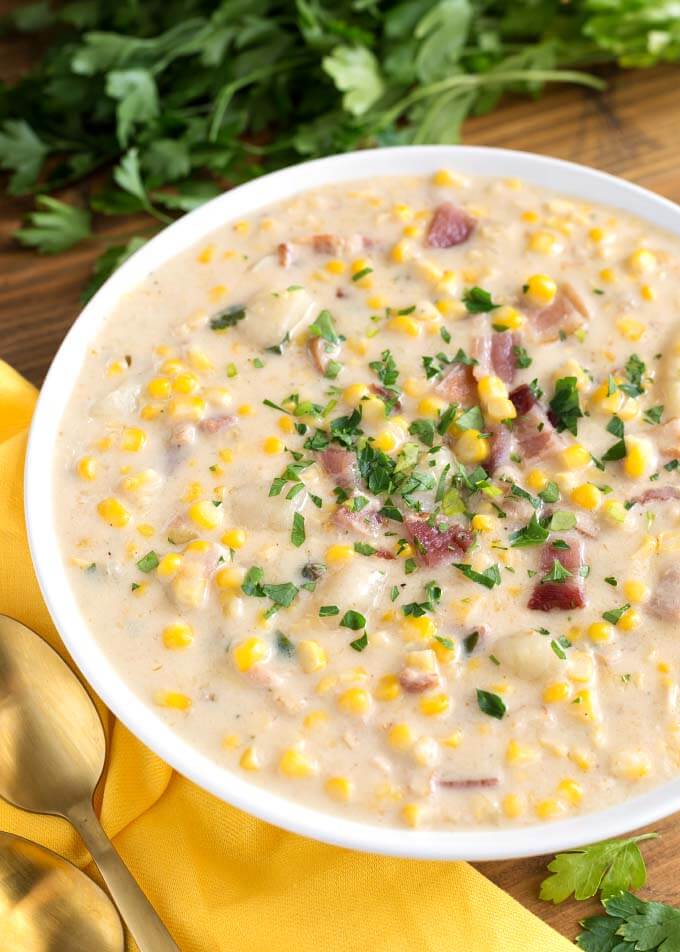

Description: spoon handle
[69,801,181,952]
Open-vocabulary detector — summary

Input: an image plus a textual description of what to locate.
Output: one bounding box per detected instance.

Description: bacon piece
[375,548,396,560]
[473,333,517,386]
[198,414,237,434]
[525,282,589,342]
[528,535,586,611]
[649,565,680,621]
[311,233,368,257]
[485,426,513,475]
[277,242,295,268]
[404,514,473,567]
[398,669,440,693]
[370,383,402,411]
[333,502,382,538]
[425,202,476,248]
[434,361,477,405]
[630,486,680,506]
[436,777,499,790]
[308,336,341,375]
[319,446,358,491]
[509,384,564,460]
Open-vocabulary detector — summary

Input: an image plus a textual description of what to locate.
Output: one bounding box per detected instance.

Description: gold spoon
[0,615,180,951]
[0,830,124,952]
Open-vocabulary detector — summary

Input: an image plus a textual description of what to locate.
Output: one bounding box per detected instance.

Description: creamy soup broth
[55,170,680,830]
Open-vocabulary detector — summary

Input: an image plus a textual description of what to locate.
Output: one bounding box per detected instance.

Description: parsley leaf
[510,513,549,548]
[308,309,339,344]
[291,512,305,547]
[15,196,91,253]
[541,834,658,904]
[340,610,366,631]
[476,688,506,719]
[0,119,49,195]
[513,344,532,369]
[210,305,246,330]
[463,286,500,313]
[549,377,583,436]
[453,563,501,589]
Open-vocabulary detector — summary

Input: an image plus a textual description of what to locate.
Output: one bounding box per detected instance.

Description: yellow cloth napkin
[0,359,574,952]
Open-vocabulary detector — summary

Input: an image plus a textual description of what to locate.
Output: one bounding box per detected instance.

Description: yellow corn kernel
[279,747,317,778]
[611,749,652,780]
[239,747,260,771]
[403,224,423,239]
[435,297,466,319]
[215,566,242,589]
[106,359,127,377]
[162,622,194,650]
[472,514,494,532]
[433,169,458,187]
[139,404,161,421]
[628,248,656,274]
[419,693,450,717]
[431,638,457,665]
[298,640,327,674]
[121,427,147,452]
[393,202,414,221]
[484,396,516,425]
[375,674,401,701]
[388,314,422,337]
[658,661,670,674]
[325,259,346,275]
[233,637,269,672]
[188,500,223,531]
[172,371,199,395]
[506,740,539,765]
[233,220,249,234]
[588,621,614,643]
[136,523,155,538]
[617,607,641,632]
[188,345,215,372]
[303,710,329,731]
[326,544,354,563]
[477,375,508,402]
[77,456,97,481]
[374,430,397,452]
[325,776,353,802]
[561,444,591,470]
[161,358,185,377]
[183,481,204,503]
[390,239,413,264]
[131,581,148,597]
[602,498,628,525]
[401,802,423,828]
[338,687,372,717]
[616,315,646,342]
[237,403,254,417]
[402,615,437,642]
[528,231,560,255]
[624,436,655,479]
[557,778,583,805]
[588,226,604,243]
[441,730,463,750]
[569,748,594,772]
[343,383,370,407]
[623,579,649,603]
[527,469,548,492]
[571,483,602,510]
[388,722,415,750]
[262,436,285,455]
[543,681,572,703]
[218,448,234,464]
[157,552,183,578]
[535,798,566,821]
[147,376,171,398]
[417,396,447,418]
[521,210,539,223]
[154,690,191,711]
[277,415,295,436]
[197,244,215,263]
[97,497,130,528]
[641,284,655,302]
[167,396,206,422]
[493,305,525,330]
[455,429,490,465]
[502,793,524,819]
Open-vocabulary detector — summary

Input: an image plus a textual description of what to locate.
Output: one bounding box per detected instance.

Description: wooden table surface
[3,18,680,942]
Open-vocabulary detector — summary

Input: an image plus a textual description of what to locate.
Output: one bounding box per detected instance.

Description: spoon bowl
[0,831,124,952]
[0,615,180,951]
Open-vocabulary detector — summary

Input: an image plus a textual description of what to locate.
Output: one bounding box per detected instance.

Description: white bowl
[25,145,680,861]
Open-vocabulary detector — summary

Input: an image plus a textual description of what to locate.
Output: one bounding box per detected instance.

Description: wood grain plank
[2,17,680,941]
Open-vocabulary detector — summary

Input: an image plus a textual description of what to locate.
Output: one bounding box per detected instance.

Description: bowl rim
[25,144,680,861]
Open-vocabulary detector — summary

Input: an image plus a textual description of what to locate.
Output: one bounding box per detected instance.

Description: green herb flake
[210,305,246,331]
[136,550,159,573]
[350,632,368,652]
[340,610,366,631]
[463,286,500,314]
[476,688,506,719]
[291,512,305,548]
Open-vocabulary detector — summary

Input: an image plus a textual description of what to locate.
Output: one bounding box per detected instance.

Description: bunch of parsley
[2,0,680,295]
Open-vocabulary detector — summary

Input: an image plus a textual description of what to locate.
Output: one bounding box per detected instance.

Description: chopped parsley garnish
[476,688,506,719]
[603,603,631,624]
[665,459,680,472]
[354,542,376,556]
[369,348,399,389]
[453,563,502,589]
[340,610,366,631]
[512,344,532,369]
[549,510,577,532]
[440,326,451,344]
[543,559,572,583]
[549,376,583,436]
[463,630,480,653]
[130,582,140,591]
[435,635,455,650]
[276,632,296,657]
[308,309,339,344]
[452,348,478,366]
[404,557,417,574]
[620,353,646,397]
[352,266,373,282]
[409,418,436,447]
[605,576,617,586]
[510,513,549,548]
[550,637,570,660]
[266,332,290,355]
[350,632,368,651]
[643,404,664,425]
[319,605,339,617]
[390,585,399,602]
[210,305,246,330]
[241,567,298,610]
[136,550,159,573]
[291,512,305,547]
[463,286,500,314]
[456,405,485,431]
[422,351,452,380]
[539,481,561,504]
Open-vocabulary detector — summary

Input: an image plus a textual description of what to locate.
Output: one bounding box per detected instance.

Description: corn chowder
[57,170,680,830]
